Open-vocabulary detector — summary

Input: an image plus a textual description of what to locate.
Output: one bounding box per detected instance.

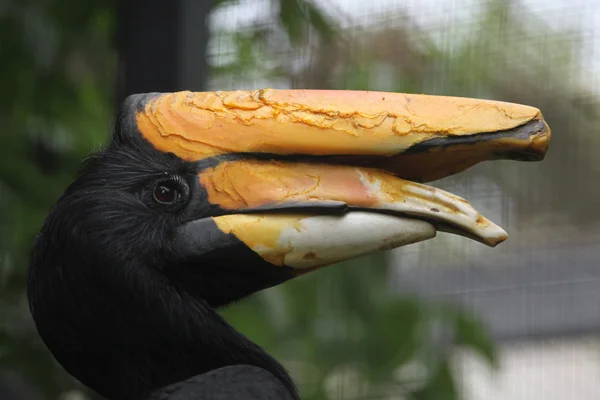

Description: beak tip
[526,113,552,161]
[499,117,551,163]
[483,226,509,247]
[532,118,552,159]
[489,234,509,247]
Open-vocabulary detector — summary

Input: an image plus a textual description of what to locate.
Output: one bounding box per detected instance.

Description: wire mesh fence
[208,0,600,398]
[1,0,598,399]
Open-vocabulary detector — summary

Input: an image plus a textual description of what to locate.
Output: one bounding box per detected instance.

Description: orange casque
[134,89,550,182]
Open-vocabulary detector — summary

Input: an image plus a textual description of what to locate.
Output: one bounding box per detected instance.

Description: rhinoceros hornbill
[27,89,550,400]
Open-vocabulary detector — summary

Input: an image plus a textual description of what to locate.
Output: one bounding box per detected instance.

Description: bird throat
[111,292,299,400]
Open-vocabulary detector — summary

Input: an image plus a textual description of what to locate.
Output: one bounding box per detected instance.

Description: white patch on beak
[356,169,507,246]
[270,212,436,269]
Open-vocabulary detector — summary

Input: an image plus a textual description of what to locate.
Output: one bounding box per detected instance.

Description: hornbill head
[27,89,550,400]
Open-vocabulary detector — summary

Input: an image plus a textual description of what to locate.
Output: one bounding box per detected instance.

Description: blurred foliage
[2,0,596,399]
[222,254,497,400]
[211,0,599,398]
[1,0,116,398]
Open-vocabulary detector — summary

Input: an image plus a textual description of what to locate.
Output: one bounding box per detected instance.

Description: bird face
[27,89,550,399]
[29,88,553,319]
[42,89,552,307]
[117,89,550,303]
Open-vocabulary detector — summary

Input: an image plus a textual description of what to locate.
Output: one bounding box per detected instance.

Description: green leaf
[363,298,422,381]
[278,0,336,45]
[410,360,458,400]
[305,1,335,41]
[453,309,499,369]
[278,0,306,44]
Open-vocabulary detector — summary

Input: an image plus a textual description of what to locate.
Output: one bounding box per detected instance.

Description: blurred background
[1,0,599,399]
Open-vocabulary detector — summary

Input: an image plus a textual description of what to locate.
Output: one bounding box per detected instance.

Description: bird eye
[153,181,180,205]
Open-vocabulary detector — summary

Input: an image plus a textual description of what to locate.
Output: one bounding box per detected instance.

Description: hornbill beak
[128,89,550,273]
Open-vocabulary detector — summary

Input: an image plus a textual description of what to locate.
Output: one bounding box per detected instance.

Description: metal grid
[207,0,600,398]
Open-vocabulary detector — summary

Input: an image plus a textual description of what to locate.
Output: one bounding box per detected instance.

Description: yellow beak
[126,89,551,270]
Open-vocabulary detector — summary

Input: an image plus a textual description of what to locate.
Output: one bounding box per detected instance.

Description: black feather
[27,118,299,399]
